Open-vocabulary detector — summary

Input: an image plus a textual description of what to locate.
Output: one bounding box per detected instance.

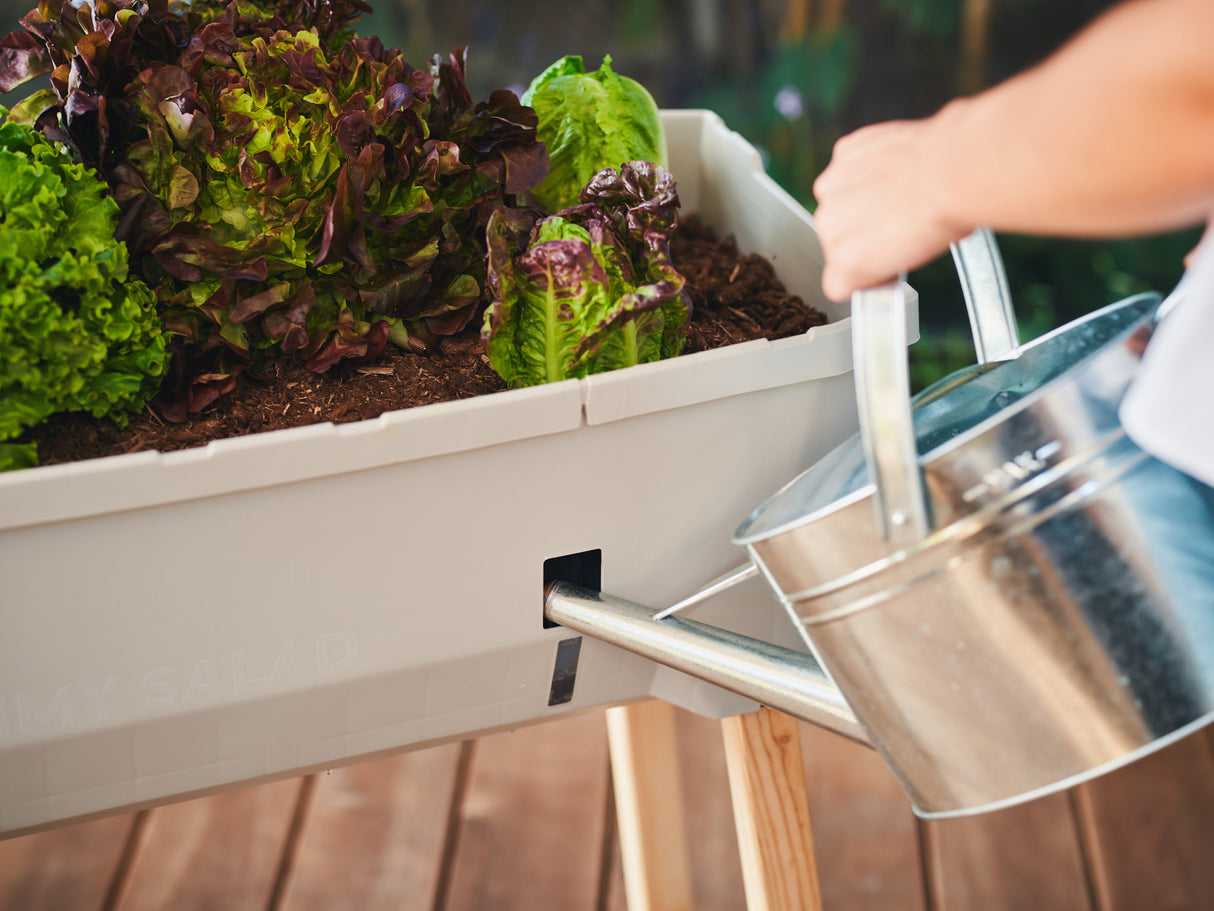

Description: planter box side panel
[661,109,707,215]
[0,364,857,834]
[0,430,664,836]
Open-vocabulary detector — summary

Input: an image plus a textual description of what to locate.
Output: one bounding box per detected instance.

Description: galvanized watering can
[546,230,1214,818]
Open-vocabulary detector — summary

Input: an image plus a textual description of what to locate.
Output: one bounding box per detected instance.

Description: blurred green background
[2,0,1198,387]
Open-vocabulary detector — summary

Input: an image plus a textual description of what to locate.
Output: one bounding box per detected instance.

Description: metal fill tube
[543,581,871,746]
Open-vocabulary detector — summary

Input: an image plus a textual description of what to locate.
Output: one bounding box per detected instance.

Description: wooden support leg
[606,702,695,911]
[721,707,823,911]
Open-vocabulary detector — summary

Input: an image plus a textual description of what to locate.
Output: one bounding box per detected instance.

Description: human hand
[812,118,971,301]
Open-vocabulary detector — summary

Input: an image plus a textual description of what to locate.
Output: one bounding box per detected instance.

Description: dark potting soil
[24,218,827,466]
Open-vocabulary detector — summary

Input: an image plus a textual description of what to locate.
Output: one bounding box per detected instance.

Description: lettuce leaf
[483,161,689,387]
[521,55,667,214]
[0,111,167,471]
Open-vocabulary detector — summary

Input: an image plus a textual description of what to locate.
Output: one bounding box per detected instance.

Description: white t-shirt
[1120,224,1214,486]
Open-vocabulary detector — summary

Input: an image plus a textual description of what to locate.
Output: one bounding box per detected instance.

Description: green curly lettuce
[0,112,167,471]
[483,161,689,387]
[521,55,668,213]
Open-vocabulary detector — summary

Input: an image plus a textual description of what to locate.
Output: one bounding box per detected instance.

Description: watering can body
[738,289,1214,816]
[548,232,1214,819]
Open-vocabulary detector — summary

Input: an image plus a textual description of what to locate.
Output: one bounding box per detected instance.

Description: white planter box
[0,110,916,837]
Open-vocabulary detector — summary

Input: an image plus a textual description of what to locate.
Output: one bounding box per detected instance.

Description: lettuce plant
[1,0,547,417]
[0,112,167,471]
[522,55,667,213]
[483,161,689,387]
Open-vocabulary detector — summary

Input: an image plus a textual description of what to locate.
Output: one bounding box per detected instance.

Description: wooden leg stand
[721,707,823,911]
[606,702,695,911]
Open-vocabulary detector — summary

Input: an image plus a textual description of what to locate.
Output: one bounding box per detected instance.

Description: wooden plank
[797,722,926,911]
[0,813,138,911]
[721,708,822,911]
[957,0,992,93]
[922,793,1092,911]
[665,714,747,911]
[277,744,465,911]
[111,777,303,911]
[819,0,846,33]
[1074,729,1214,911]
[605,707,796,911]
[602,784,629,911]
[605,702,694,911]
[674,710,747,911]
[443,712,612,911]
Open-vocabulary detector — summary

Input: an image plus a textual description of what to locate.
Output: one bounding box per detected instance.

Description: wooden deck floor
[2,706,1213,910]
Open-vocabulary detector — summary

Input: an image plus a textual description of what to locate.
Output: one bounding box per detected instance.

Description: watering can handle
[853,228,1019,545]
[951,229,1020,364]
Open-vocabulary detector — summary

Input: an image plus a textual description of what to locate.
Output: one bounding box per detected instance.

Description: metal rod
[950,227,1019,364]
[544,582,871,746]
[652,562,759,620]
[853,279,932,545]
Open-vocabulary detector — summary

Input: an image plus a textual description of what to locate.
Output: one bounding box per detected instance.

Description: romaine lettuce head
[483,160,689,388]
[0,112,167,471]
[521,55,667,213]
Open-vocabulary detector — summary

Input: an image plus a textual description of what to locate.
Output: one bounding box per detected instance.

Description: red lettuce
[1,0,548,418]
[483,161,690,387]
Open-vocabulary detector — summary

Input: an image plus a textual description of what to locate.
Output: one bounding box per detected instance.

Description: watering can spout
[543,581,871,746]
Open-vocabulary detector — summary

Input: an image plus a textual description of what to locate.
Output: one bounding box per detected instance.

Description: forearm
[811,0,1214,299]
[921,0,1214,238]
